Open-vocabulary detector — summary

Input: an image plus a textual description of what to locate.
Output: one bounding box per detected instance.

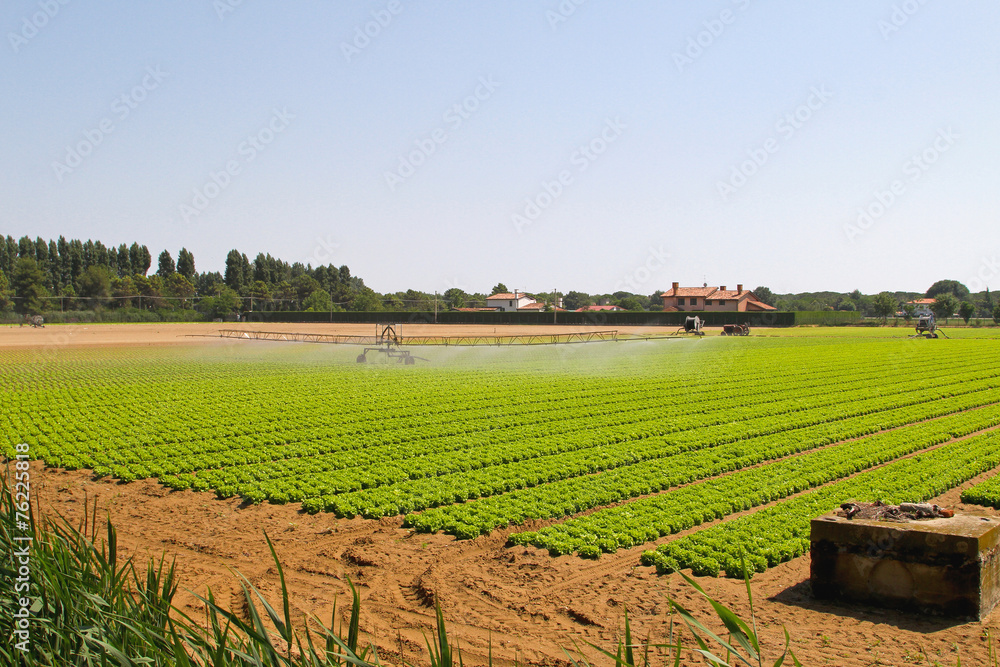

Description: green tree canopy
[930,294,958,322]
[958,301,976,324]
[490,283,508,295]
[350,288,382,311]
[176,248,195,279]
[980,288,994,318]
[0,270,12,312]
[224,249,245,292]
[157,250,175,277]
[444,287,468,309]
[563,291,592,311]
[165,273,195,307]
[926,280,970,302]
[871,292,897,324]
[616,295,643,311]
[12,258,50,315]
[752,286,777,307]
[129,243,151,276]
[303,288,333,312]
[78,265,112,308]
[291,274,320,304]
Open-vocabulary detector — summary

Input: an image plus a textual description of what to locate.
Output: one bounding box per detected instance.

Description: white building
[485,291,536,312]
[904,298,935,317]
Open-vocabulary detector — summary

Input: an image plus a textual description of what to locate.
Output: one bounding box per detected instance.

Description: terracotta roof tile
[518,302,564,310]
[661,287,718,298]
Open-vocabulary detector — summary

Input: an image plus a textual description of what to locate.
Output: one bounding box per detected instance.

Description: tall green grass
[1,471,821,666]
[0,471,388,666]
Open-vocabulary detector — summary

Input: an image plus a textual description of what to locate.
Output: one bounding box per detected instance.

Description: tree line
[0,235,371,319]
[1,233,998,323]
[773,280,996,325]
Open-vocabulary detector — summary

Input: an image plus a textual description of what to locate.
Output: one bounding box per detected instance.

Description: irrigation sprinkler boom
[210,326,645,362]
[356,323,426,364]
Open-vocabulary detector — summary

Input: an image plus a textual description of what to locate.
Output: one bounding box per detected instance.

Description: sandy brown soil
[22,465,999,667]
[0,321,689,349]
[7,324,1000,666]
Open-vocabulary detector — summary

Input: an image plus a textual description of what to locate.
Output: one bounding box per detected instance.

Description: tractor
[913,314,947,339]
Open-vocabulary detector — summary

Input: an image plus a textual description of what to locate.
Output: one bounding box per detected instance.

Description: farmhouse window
[705,300,712,306]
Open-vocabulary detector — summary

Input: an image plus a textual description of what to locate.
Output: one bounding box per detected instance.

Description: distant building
[575,304,624,312]
[518,301,566,311]
[904,298,935,317]
[484,291,536,312]
[660,283,776,312]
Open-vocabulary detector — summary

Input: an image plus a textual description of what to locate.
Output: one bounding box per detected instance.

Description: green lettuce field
[4,330,999,579]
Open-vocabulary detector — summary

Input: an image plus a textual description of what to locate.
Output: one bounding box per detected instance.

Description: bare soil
[8,323,1000,666]
[26,467,999,667]
[0,321,689,349]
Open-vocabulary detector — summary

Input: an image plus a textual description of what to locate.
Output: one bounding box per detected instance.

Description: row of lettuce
[3,339,1000,582]
[643,427,1000,578]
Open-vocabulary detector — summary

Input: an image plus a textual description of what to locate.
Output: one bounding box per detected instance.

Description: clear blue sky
[2,2,998,295]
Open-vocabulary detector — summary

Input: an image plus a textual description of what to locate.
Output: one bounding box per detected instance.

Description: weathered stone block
[810,512,1000,618]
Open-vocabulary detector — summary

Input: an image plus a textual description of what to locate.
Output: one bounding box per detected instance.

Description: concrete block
[810,511,1000,619]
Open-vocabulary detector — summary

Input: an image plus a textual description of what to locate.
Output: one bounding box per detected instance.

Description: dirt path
[24,460,1000,667]
[0,321,692,350]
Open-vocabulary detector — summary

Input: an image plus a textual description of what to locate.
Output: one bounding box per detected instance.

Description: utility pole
[553,288,557,324]
[434,292,438,323]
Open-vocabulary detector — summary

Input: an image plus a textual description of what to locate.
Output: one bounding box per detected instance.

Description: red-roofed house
[660,283,776,312]
[576,304,624,312]
[904,298,935,318]
[485,291,536,312]
[518,301,566,311]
